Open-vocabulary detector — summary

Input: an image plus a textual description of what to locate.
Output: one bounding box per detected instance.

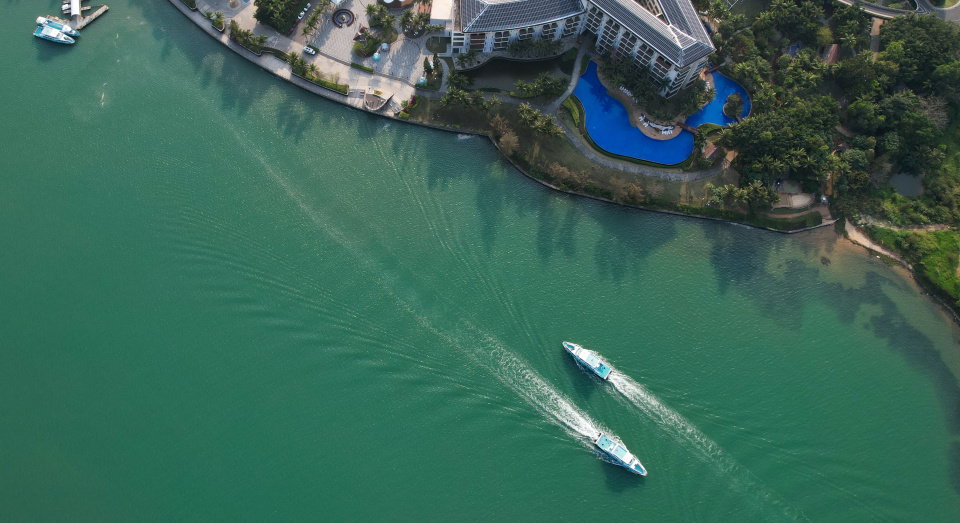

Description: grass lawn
[426,37,451,54]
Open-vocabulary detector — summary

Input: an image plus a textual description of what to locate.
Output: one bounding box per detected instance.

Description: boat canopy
[584,352,600,367]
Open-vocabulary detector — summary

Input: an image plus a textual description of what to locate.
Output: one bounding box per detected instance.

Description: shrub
[351,62,375,72]
[562,96,581,129]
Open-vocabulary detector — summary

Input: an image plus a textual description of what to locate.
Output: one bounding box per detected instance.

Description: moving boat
[34,25,76,44]
[595,433,648,476]
[563,341,612,380]
[37,17,80,37]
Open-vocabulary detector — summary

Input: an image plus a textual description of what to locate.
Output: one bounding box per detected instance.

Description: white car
[298,10,306,20]
[303,46,316,55]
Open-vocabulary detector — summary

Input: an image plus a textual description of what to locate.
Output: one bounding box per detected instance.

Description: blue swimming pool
[684,70,751,128]
[572,61,750,165]
[573,62,693,165]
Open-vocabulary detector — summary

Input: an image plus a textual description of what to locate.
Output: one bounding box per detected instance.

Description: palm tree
[414,12,430,30]
[381,14,397,30]
[399,9,414,31]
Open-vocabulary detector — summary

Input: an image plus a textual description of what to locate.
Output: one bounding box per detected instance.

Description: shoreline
[165,0,839,236]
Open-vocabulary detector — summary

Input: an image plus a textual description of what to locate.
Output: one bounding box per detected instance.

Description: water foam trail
[609,372,730,470]
[609,372,806,520]
[481,339,601,440]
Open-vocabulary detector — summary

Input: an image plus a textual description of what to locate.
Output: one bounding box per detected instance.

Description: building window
[598,19,620,53]
[615,32,637,60]
[518,27,534,41]
[542,22,558,40]
[562,15,581,37]
[585,7,603,34]
[469,33,486,51]
[493,31,510,50]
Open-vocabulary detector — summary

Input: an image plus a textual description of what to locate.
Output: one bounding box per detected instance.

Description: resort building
[430,0,714,98]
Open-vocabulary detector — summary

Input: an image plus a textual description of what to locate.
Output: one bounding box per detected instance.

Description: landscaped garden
[253,0,310,33]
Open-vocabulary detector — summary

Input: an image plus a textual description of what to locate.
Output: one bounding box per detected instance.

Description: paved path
[544,45,589,115]
[181,0,429,113]
[870,17,883,57]
[556,119,727,182]
[916,0,960,22]
[835,0,925,19]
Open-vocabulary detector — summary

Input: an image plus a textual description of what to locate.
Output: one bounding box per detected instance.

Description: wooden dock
[69,5,108,30]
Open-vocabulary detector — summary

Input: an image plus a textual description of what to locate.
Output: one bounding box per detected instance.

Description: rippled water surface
[2,2,960,520]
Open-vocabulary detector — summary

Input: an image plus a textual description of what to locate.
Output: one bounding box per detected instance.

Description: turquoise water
[2,2,960,520]
[573,62,751,163]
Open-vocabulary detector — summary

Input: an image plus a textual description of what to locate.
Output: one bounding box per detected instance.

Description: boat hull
[34,27,76,44]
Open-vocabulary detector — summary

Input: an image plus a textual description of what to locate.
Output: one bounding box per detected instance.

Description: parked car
[303,46,316,55]
[298,10,306,20]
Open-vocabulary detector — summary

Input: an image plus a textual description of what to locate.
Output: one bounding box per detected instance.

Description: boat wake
[609,372,804,519]
[608,373,729,469]
[481,339,603,441]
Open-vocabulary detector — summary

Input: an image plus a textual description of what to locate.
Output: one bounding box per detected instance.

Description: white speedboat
[563,341,612,380]
[34,25,76,44]
[37,16,80,37]
[595,433,647,476]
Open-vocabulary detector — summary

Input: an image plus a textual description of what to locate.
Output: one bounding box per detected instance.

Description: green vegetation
[511,72,566,100]
[398,8,432,34]
[204,11,225,31]
[415,54,443,90]
[181,0,197,9]
[722,93,743,119]
[455,49,481,69]
[425,37,450,54]
[254,0,308,32]
[863,227,960,311]
[407,95,738,207]
[506,39,564,59]
[353,35,383,57]
[562,96,581,129]
[229,20,268,54]
[824,14,960,227]
[287,53,349,94]
[351,62,374,73]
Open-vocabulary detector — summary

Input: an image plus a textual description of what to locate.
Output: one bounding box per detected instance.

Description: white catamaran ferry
[595,433,648,476]
[563,341,612,380]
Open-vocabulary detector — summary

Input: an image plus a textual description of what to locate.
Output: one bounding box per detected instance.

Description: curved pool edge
[569,91,693,168]
[572,62,752,165]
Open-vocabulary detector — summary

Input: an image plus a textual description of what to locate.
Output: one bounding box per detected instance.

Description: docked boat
[594,433,648,476]
[34,25,76,44]
[563,341,612,380]
[37,16,80,37]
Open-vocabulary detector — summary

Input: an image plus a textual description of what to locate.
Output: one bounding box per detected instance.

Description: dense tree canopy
[254,0,307,32]
[879,14,960,89]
